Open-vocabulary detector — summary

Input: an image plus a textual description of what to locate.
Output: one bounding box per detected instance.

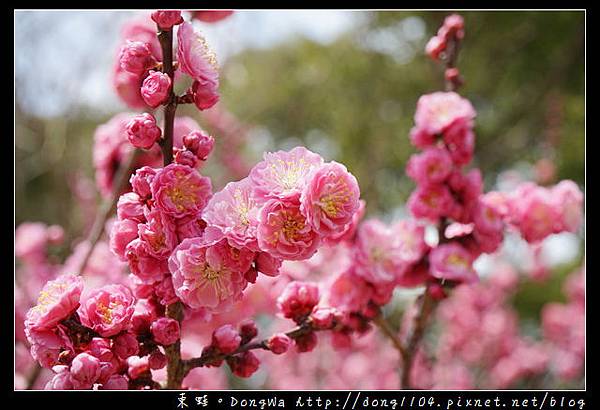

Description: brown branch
[181,321,318,377]
[372,314,407,360]
[76,148,140,275]
[155,23,185,390]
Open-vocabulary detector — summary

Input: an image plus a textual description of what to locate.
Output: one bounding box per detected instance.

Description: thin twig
[372,314,407,359]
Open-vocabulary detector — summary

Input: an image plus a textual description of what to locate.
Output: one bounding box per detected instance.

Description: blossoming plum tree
[16,11,584,390]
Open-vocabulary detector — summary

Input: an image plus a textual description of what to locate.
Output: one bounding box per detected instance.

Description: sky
[14,10,363,118]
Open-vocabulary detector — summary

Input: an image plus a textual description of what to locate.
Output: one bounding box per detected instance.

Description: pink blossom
[118,41,156,76]
[154,274,180,306]
[212,324,241,354]
[15,222,50,262]
[27,329,67,368]
[507,183,559,243]
[112,61,146,110]
[127,356,149,380]
[324,199,366,245]
[277,281,320,321]
[406,147,453,185]
[392,220,428,264]
[70,353,101,388]
[152,163,212,218]
[151,317,180,346]
[551,180,583,233]
[183,131,215,160]
[175,213,206,241]
[126,113,162,149]
[177,22,219,84]
[168,237,249,312]
[45,370,75,390]
[407,183,454,221]
[429,243,477,283]
[130,166,157,199]
[174,148,199,168]
[78,284,136,337]
[442,118,475,165]
[250,147,325,201]
[202,177,262,251]
[409,126,437,149]
[88,338,113,362]
[125,239,168,284]
[414,92,476,136]
[300,161,360,237]
[101,374,129,390]
[25,273,83,331]
[353,219,410,284]
[239,319,258,342]
[193,11,234,23]
[113,332,139,359]
[257,199,321,261]
[148,351,168,370]
[267,333,291,354]
[137,209,178,259]
[141,71,171,108]
[116,192,146,222]
[192,79,220,111]
[310,307,336,329]
[120,15,162,59]
[109,218,138,262]
[151,10,183,30]
[228,351,259,378]
[255,252,282,277]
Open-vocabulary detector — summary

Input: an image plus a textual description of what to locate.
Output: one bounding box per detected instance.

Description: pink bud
[70,353,101,387]
[228,351,260,378]
[150,317,180,346]
[277,281,320,322]
[255,252,282,277]
[45,371,75,390]
[267,333,291,355]
[141,71,171,108]
[126,113,162,149]
[101,374,129,390]
[148,351,168,370]
[428,283,447,300]
[239,319,258,343]
[127,356,149,380]
[294,332,318,353]
[113,332,139,359]
[244,267,258,284]
[192,79,219,111]
[212,324,241,354]
[174,148,199,168]
[88,338,113,362]
[183,131,214,160]
[151,10,184,30]
[310,307,336,330]
[47,225,65,244]
[119,41,156,76]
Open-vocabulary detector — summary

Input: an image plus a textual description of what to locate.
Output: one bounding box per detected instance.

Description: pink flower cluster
[22,272,175,389]
[114,12,219,112]
[504,180,583,243]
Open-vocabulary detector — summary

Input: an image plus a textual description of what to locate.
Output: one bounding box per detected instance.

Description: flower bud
[227,351,259,378]
[119,41,156,75]
[192,79,219,111]
[310,307,336,330]
[267,333,291,355]
[277,281,320,322]
[148,351,168,370]
[126,113,162,149]
[150,317,180,346]
[294,332,318,353]
[151,10,184,30]
[239,319,258,344]
[183,131,214,160]
[70,353,101,387]
[113,332,139,359]
[212,324,241,354]
[141,71,171,108]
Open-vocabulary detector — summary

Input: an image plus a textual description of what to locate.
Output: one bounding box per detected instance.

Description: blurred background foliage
[15,11,584,311]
